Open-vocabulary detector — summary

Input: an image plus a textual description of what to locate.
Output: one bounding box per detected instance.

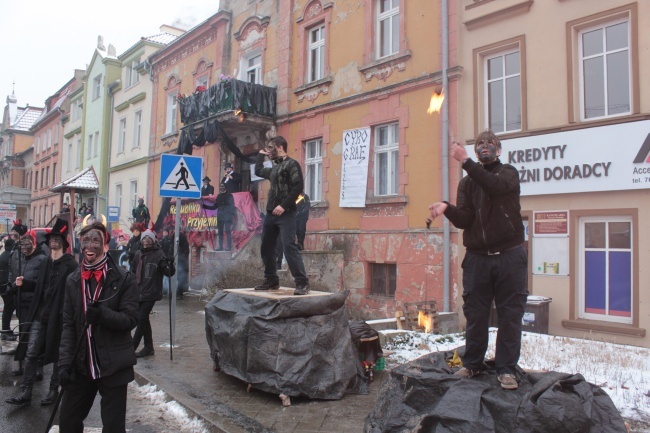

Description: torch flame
[427,89,444,115]
[418,310,433,333]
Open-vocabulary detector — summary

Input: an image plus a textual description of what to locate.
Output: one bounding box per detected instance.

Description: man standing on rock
[254,136,310,296]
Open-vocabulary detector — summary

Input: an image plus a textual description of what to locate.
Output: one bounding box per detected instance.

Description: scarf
[80,254,108,380]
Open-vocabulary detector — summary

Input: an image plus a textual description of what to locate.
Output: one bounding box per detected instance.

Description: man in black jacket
[201,176,215,197]
[131,197,150,226]
[0,237,16,341]
[428,130,527,391]
[131,230,174,357]
[201,184,235,251]
[58,222,139,431]
[254,136,309,295]
[126,222,143,270]
[6,218,78,407]
[8,229,48,376]
[220,163,241,194]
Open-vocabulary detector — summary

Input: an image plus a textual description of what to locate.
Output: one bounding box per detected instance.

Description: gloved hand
[59,367,74,386]
[85,304,102,325]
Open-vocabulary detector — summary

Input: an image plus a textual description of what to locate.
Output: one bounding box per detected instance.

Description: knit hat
[11,219,28,236]
[141,230,156,242]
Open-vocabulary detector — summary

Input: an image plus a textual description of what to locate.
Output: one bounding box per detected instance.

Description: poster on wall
[339,127,371,207]
[532,211,569,276]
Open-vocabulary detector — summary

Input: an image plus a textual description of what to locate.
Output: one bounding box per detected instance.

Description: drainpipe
[441,0,450,312]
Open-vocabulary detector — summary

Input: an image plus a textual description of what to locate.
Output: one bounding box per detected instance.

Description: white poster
[340,127,371,207]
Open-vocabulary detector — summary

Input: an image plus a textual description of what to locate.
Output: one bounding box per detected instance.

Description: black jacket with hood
[132,243,175,302]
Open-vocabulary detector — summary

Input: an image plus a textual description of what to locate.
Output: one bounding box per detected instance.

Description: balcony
[178,79,276,127]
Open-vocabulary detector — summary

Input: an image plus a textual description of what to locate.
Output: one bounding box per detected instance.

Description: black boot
[35,364,43,382]
[41,388,59,406]
[136,347,155,358]
[5,387,32,407]
[11,367,23,376]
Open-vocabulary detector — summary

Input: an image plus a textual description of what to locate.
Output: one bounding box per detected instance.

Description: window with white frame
[35,136,40,154]
[579,216,633,323]
[308,25,325,83]
[47,129,52,149]
[54,124,59,145]
[72,99,82,120]
[76,138,82,168]
[67,142,73,171]
[52,163,56,184]
[377,0,399,59]
[133,110,142,149]
[86,134,93,160]
[166,93,177,134]
[34,171,38,191]
[115,183,122,210]
[243,53,262,84]
[196,75,209,88]
[93,132,99,157]
[45,166,49,187]
[118,118,126,153]
[129,180,138,209]
[126,57,140,88]
[92,74,102,100]
[374,123,399,196]
[579,19,630,120]
[485,50,521,133]
[304,139,322,202]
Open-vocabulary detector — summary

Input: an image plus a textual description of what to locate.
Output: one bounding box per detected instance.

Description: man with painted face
[131,230,175,357]
[8,229,47,376]
[6,218,78,407]
[428,130,527,391]
[57,222,139,431]
[254,136,310,295]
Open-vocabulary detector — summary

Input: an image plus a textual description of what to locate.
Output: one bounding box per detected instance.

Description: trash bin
[489,295,552,334]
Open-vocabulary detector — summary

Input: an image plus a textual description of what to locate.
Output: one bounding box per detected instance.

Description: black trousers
[22,321,58,391]
[59,375,128,433]
[132,300,156,351]
[1,292,14,334]
[461,246,528,375]
[217,219,233,250]
[260,211,308,285]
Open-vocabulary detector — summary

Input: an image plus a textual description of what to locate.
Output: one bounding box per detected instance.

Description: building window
[579,20,630,120]
[304,139,322,202]
[241,53,262,84]
[41,168,45,189]
[67,142,73,171]
[579,217,633,324]
[376,0,399,58]
[115,183,122,210]
[118,118,126,153]
[93,132,99,157]
[35,137,40,154]
[166,93,177,134]
[72,99,82,120]
[370,263,396,297]
[92,74,102,100]
[52,163,56,185]
[45,167,49,187]
[307,25,325,83]
[196,75,209,89]
[48,129,53,148]
[485,49,521,133]
[374,123,399,196]
[133,110,142,149]
[34,171,38,191]
[76,138,82,169]
[126,57,140,88]
[129,180,138,210]
[87,134,93,160]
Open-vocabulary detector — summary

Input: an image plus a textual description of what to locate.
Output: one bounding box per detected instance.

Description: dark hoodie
[132,243,175,301]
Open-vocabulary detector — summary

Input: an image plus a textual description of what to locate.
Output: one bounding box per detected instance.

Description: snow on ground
[381,328,650,422]
[128,382,209,433]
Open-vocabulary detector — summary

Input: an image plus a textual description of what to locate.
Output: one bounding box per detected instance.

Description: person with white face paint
[428,130,527,391]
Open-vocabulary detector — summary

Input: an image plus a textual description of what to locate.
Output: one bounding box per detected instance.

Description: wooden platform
[224,287,333,299]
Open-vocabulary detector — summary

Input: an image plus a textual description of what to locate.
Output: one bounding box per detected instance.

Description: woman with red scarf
[57,222,139,432]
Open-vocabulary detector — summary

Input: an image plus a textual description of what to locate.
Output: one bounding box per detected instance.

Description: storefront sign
[533,211,568,236]
[340,127,371,207]
[472,120,650,196]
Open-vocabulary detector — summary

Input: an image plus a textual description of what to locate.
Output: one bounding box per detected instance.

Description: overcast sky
[0,0,220,109]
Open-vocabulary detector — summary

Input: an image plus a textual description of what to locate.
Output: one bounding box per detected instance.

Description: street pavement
[137,291,386,433]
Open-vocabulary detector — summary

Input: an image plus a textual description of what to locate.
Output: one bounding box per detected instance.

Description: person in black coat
[131,230,174,357]
[126,222,143,270]
[220,162,241,194]
[201,183,236,251]
[201,176,215,197]
[8,230,47,376]
[6,218,78,407]
[58,222,139,432]
[0,237,16,341]
[176,230,190,299]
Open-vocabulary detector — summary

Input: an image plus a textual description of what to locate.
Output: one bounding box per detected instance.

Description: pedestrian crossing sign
[159,154,203,198]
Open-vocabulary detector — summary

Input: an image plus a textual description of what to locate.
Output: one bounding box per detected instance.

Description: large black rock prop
[365,350,627,433]
[205,289,367,400]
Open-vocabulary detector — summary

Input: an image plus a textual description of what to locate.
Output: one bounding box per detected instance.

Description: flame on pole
[427,89,444,115]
